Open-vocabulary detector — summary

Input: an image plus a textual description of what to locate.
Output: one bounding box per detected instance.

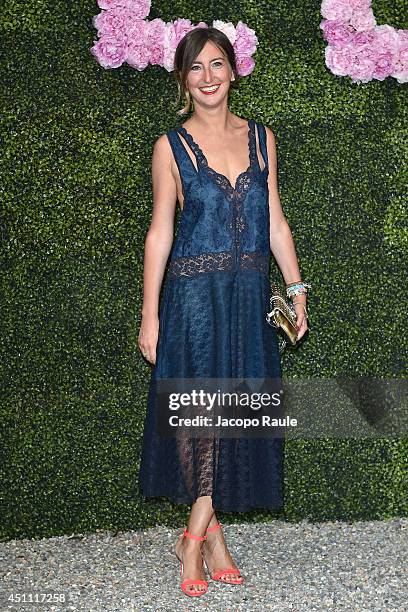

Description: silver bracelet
[286,282,312,298]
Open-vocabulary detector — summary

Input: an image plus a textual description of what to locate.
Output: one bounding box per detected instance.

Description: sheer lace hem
[168,250,270,279]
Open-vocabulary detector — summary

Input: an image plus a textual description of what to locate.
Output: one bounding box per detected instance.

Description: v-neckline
[177,119,255,194]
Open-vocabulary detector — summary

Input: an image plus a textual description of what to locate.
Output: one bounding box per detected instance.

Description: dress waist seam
[167,249,270,279]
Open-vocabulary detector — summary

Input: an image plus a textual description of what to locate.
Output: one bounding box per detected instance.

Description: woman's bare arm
[265,126,308,338]
[138,134,177,362]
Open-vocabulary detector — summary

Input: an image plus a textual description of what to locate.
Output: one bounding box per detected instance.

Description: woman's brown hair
[173,27,241,116]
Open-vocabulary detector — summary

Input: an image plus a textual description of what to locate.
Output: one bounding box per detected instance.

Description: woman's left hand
[293,302,308,341]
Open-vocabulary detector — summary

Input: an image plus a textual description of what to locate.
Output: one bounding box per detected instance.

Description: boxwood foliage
[1,1,407,540]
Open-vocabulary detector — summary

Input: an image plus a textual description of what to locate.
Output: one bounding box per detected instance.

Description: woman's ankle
[183,537,205,552]
[206,515,218,529]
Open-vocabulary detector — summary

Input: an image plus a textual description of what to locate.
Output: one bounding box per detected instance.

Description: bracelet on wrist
[286,281,312,299]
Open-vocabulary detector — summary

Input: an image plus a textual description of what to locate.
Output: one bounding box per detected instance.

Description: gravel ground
[0,518,407,611]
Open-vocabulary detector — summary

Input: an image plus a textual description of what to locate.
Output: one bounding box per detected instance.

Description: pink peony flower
[371,51,395,80]
[147,18,166,66]
[373,24,400,54]
[126,19,151,70]
[349,8,376,32]
[212,20,237,45]
[348,0,371,9]
[173,18,194,46]
[234,21,258,57]
[320,20,356,46]
[348,51,376,82]
[97,0,151,19]
[90,34,128,68]
[325,43,356,76]
[93,7,144,39]
[391,30,408,83]
[353,29,377,49]
[321,0,353,23]
[362,30,398,80]
[235,55,255,76]
[162,21,178,72]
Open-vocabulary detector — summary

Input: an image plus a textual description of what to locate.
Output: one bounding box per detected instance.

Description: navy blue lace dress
[139,119,284,512]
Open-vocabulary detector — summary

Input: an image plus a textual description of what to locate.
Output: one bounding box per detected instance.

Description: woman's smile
[199,84,221,95]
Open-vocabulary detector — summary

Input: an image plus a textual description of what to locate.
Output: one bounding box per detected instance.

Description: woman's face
[185,40,233,107]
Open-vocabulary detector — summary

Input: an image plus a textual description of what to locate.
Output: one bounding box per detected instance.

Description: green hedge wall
[1,1,407,540]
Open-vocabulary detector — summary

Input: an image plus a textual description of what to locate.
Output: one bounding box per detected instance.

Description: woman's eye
[191,61,223,71]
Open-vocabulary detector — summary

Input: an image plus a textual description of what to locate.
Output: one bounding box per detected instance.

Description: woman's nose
[202,67,214,83]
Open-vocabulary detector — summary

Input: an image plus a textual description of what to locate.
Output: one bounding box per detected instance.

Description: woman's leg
[175,495,214,594]
[202,516,243,582]
[187,494,215,534]
[207,513,219,529]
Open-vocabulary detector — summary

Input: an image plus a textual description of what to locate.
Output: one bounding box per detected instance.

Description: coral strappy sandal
[203,522,244,584]
[175,528,209,597]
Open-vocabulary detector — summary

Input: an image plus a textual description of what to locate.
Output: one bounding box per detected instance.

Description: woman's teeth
[200,85,221,94]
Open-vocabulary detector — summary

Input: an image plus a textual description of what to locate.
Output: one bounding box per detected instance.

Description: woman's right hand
[138,314,159,365]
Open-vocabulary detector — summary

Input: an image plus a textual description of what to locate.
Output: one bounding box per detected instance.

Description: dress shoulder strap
[166,128,199,201]
[256,123,269,170]
[166,129,198,178]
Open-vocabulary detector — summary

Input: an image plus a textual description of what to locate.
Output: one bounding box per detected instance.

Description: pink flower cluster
[320,0,408,83]
[90,1,258,76]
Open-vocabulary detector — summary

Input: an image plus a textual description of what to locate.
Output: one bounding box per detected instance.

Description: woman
[138,27,309,597]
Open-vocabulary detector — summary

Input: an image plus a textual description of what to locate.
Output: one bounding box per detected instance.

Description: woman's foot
[175,531,208,595]
[202,523,244,583]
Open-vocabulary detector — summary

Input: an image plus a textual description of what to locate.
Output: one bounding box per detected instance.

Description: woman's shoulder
[253,120,276,144]
[247,116,273,132]
[151,132,175,162]
[152,125,179,149]
[155,119,185,142]
[245,116,274,137]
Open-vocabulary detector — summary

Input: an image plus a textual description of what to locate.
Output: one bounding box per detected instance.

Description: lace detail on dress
[168,251,234,278]
[177,119,257,205]
[168,250,269,279]
[177,120,258,246]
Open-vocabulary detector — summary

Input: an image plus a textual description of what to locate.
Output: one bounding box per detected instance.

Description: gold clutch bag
[266,282,298,349]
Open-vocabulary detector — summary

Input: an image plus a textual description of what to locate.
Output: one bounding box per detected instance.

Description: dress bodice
[166,119,271,279]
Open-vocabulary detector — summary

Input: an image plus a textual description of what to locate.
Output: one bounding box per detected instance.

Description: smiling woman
[173,28,242,116]
[137,26,310,599]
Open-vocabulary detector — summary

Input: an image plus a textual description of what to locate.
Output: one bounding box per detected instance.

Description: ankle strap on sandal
[183,528,208,541]
[206,522,222,533]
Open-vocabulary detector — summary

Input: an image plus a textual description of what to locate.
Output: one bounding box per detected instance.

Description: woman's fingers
[139,341,156,363]
[296,314,308,341]
[138,328,158,365]
[292,304,308,341]
[141,344,156,364]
